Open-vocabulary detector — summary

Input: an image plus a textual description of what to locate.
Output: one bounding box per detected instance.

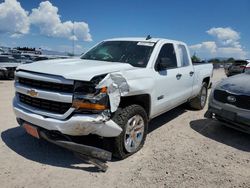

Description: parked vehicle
[205,62,250,133]
[33,56,50,62]
[0,55,20,79]
[12,54,33,64]
[13,37,213,166]
[225,60,249,77]
[32,55,70,62]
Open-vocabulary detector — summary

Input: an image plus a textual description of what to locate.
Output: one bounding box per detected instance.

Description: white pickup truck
[13,37,213,161]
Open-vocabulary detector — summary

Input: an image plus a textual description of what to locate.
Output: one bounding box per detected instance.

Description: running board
[39,131,112,172]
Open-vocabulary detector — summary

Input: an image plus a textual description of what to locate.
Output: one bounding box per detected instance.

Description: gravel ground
[0,69,249,188]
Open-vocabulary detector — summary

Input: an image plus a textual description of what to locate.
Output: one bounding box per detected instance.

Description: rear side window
[156,43,177,69]
[177,44,190,67]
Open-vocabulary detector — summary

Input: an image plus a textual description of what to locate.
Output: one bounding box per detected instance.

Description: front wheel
[110,104,148,159]
[189,82,208,110]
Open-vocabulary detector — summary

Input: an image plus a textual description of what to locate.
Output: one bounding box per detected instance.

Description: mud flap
[40,131,112,172]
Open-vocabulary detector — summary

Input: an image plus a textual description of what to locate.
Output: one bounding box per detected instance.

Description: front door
[152,43,183,116]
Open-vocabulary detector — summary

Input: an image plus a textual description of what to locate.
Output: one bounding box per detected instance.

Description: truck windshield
[81,41,155,67]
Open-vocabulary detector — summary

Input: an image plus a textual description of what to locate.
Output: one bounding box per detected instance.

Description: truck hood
[218,73,250,95]
[17,58,136,81]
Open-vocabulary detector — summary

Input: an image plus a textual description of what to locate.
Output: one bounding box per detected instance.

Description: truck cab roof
[104,37,185,45]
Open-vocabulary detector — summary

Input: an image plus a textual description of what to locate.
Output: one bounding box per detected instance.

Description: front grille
[19,93,72,114]
[214,89,250,110]
[18,77,74,93]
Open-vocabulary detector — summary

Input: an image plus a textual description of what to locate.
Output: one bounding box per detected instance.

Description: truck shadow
[1,105,188,172]
[190,119,250,152]
[1,127,103,172]
[0,78,14,81]
[148,105,187,133]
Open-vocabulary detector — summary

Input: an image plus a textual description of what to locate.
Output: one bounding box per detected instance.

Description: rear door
[176,44,194,100]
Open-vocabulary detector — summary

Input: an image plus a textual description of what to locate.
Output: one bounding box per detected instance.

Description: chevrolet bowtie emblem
[27,89,38,97]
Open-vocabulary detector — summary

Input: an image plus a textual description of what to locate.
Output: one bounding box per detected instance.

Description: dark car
[12,54,33,64]
[33,56,50,61]
[205,62,250,133]
[225,60,249,77]
[0,55,20,79]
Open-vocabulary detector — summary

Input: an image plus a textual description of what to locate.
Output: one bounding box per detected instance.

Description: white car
[13,37,213,161]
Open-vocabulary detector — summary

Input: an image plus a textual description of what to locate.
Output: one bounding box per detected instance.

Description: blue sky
[0,0,249,59]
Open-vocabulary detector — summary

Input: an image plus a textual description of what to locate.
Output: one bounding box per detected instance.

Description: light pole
[72,22,75,56]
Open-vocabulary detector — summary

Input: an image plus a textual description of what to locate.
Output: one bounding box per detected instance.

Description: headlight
[209,79,224,101]
[72,75,109,112]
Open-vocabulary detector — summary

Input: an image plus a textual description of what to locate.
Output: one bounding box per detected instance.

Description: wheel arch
[202,77,210,86]
[119,94,151,118]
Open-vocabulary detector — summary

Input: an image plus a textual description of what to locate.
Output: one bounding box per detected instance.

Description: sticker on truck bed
[137,42,155,47]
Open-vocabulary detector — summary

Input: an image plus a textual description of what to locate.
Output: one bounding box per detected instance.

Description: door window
[155,43,177,70]
[177,45,190,67]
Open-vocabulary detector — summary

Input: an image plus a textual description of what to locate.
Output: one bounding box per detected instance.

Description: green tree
[191,53,201,62]
[208,58,220,64]
[227,57,235,63]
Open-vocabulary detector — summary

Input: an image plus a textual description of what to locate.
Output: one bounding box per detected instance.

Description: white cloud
[190,27,248,59]
[75,44,84,50]
[207,27,240,41]
[39,45,52,51]
[190,41,246,59]
[207,27,240,47]
[190,41,217,54]
[0,0,92,42]
[0,0,29,35]
[29,1,92,41]
[57,44,85,54]
[217,47,246,58]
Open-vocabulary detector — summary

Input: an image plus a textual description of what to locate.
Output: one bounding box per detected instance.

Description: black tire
[9,71,15,79]
[189,82,208,110]
[110,104,148,159]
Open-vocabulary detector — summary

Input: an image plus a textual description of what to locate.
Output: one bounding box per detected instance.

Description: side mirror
[157,58,171,71]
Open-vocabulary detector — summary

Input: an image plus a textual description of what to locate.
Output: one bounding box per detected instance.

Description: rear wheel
[110,104,148,159]
[189,82,208,110]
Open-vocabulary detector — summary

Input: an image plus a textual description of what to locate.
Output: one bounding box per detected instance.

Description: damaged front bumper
[13,72,130,137]
[13,100,122,137]
[18,122,112,172]
[39,130,112,172]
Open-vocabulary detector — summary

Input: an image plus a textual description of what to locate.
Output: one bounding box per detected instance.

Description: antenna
[146,35,151,40]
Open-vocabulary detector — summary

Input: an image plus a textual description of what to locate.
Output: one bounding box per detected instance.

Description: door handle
[176,73,182,80]
[189,71,194,76]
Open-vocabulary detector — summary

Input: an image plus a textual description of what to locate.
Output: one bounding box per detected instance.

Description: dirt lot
[0,69,249,188]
